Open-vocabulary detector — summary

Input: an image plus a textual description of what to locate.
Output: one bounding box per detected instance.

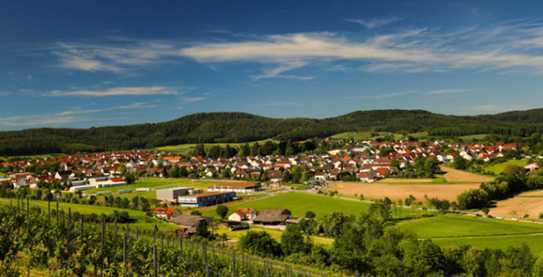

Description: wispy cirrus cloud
[53,41,178,72]
[50,20,543,79]
[250,61,314,80]
[345,16,401,29]
[178,21,543,76]
[359,88,471,99]
[47,86,179,97]
[0,102,156,128]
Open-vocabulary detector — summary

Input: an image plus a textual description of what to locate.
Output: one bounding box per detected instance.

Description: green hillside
[2,108,543,156]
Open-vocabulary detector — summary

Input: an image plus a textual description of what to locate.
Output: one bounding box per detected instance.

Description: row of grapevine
[0,198,335,276]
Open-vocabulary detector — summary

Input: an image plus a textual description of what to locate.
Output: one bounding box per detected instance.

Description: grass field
[484,159,529,175]
[86,177,233,199]
[155,139,275,155]
[397,214,543,254]
[330,131,429,141]
[200,192,428,220]
[0,198,178,231]
[330,131,374,140]
[458,134,489,142]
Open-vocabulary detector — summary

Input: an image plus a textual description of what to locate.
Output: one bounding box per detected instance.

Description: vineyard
[0,198,335,276]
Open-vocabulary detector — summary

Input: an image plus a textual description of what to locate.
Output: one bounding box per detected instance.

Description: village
[0,139,523,190]
[0,139,532,237]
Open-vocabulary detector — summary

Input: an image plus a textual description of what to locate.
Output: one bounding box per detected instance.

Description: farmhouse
[156,187,193,203]
[178,191,235,207]
[153,207,175,220]
[253,209,291,225]
[11,173,35,188]
[171,214,211,235]
[525,163,540,172]
[0,177,10,186]
[208,181,261,193]
[228,208,257,222]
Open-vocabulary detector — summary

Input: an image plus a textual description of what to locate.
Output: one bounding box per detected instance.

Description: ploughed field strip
[329,166,493,201]
[490,189,543,219]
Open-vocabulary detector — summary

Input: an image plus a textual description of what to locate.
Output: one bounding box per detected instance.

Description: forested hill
[2,109,543,156]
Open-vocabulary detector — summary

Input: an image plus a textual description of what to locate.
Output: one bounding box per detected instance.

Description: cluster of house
[153,206,294,236]
[0,141,522,189]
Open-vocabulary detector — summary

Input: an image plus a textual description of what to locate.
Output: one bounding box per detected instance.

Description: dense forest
[2,108,543,156]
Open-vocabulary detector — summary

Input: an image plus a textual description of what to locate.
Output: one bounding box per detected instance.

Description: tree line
[237,201,543,276]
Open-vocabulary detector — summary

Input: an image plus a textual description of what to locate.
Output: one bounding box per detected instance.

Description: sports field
[397,214,543,254]
[85,177,244,199]
[200,191,429,219]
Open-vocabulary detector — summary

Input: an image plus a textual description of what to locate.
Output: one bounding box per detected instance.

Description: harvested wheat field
[490,190,543,219]
[330,182,480,201]
[440,166,494,183]
[330,167,493,202]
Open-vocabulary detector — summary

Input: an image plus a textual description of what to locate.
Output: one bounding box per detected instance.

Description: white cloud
[345,17,401,29]
[47,86,179,97]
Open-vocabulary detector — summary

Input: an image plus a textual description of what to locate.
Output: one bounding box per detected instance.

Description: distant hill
[1,109,543,156]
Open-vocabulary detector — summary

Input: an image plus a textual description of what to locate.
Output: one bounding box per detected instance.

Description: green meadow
[484,159,529,175]
[397,214,543,254]
[200,192,429,220]
[330,131,429,141]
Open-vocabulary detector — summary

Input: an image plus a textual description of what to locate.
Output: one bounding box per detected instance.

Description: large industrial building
[156,187,195,203]
[178,191,235,207]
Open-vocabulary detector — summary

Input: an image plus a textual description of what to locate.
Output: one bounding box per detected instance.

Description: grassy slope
[200,192,428,220]
[397,214,543,253]
[330,131,429,141]
[484,159,529,175]
[155,139,275,155]
[0,198,178,231]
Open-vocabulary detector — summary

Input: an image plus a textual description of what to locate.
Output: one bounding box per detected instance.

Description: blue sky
[2,0,543,130]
